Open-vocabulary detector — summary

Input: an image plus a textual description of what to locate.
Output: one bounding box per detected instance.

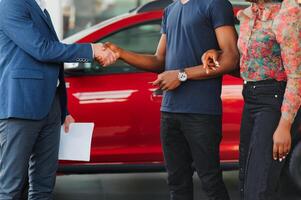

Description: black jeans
[161,112,230,200]
[240,80,301,200]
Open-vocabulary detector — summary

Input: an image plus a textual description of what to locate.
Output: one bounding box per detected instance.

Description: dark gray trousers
[0,94,61,200]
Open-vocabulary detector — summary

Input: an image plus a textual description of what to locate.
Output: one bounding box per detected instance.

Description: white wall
[46,0,63,40]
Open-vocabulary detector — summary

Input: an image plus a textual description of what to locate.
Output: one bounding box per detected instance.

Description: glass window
[64,17,241,76]
[62,0,153,38]
[235,17,240,34]
[65,20,162,76]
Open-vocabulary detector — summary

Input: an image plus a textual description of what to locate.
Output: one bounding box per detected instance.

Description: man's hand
[153,70,181,91]
[99,35,166,73]
[64,115,75,133]
[102,42,123,66]
[92,44,119,66]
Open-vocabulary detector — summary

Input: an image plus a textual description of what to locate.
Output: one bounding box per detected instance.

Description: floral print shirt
[238,0,301,123]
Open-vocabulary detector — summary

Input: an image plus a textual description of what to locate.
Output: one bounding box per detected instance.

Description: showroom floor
[53,171,300,200]
[54,172,238,200]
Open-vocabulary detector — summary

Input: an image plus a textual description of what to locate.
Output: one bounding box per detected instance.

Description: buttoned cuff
[91,44,94,58]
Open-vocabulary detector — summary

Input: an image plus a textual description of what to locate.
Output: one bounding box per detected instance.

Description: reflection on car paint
[73,90,138,104]
[221,85,243,100]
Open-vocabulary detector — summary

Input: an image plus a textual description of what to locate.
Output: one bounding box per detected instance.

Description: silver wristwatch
[178,69,188,82]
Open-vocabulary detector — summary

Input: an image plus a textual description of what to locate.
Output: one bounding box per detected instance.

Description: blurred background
[47,0,154,39]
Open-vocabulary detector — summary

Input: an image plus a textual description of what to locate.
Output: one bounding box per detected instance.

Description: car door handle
[151,88,163,102]
[152,88,163,96]
[65,82,70,88]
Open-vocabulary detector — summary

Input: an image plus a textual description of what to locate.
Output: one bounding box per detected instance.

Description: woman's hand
[273,118,292,162]
[201,49,221,74]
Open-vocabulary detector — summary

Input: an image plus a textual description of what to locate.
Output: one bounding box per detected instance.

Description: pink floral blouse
[238,0,301,123]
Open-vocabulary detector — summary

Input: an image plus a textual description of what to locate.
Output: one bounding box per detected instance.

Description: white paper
[59,123,94,161]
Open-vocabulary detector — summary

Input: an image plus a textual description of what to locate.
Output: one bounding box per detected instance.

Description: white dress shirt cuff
[91,43,103,58]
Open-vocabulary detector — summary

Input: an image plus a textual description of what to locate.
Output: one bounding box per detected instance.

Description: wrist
[178,68,188,82]
[185,68,192,80]
[278,117,292,131]
[117,47,125,59]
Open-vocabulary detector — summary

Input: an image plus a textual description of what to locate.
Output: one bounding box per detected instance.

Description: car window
[235,17,240,34]
[65,17,241,76]
[65,20,162,76]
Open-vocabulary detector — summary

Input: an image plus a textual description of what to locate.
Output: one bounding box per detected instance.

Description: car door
[219,16,245,163]
[64,20,164,165]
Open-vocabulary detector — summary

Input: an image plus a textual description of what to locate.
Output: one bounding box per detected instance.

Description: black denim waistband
[243,79,287,100]
[243,79,287,87]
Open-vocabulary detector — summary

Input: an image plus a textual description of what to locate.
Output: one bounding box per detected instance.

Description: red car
[59,0,249,173]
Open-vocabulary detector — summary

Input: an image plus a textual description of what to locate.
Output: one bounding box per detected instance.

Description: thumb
[103,42,112,50]
[64,122,70,133]
[153,77,162,86]
[212,56,220,68]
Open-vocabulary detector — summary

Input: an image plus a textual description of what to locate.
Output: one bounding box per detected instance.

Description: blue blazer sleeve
[0,0,93,63]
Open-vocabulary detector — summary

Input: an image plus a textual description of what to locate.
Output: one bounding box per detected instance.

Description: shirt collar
[35,0,46,11]
[241,2,282,21]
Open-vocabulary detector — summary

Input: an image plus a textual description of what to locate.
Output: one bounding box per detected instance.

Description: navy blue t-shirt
[161,0,234,115]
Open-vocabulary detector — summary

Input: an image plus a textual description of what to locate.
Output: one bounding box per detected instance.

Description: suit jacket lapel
[44,9,59,41]
[26,0,59,40]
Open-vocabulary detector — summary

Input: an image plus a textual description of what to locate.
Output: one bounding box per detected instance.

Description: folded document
[59,123,94,161]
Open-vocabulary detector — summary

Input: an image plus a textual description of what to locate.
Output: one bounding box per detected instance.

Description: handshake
[92,42,120,66]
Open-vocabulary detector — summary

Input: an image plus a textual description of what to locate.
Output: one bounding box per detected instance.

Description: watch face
[178,72,188,82]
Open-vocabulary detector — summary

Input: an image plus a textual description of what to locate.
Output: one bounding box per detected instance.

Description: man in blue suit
[0,0,116,199]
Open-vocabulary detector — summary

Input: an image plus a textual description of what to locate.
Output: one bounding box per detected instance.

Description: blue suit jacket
[0,0,93,123]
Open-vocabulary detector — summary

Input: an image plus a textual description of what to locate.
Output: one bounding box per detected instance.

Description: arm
[201,49,241,78]
[186,0,239,79]
[104,34,166,73]
[153,0,239,90]
[0,0,93,63]
[154,26,239,91]
[185,26,239,80]
[272,1,301,160]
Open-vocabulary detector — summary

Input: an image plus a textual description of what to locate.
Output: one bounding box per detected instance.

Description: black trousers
[239,80,301,200]
[161,112,230,200]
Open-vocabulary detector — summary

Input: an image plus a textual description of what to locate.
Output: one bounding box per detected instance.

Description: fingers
[202,53,209,71]
[278,145,284,162]
[158,81,180,91]
[273,142,291,162]
[64,123,70,133]
[102,53,114,66]
[64,119,71,133]
[204,63,217,74]
[273,143,278,161]
[104,42,112,48]
[102,42,109,50]
[152,71,181,91]
[202,51,220,74]
[212,54,220,68]
[96,49,118,67]
[153,76,168,90]
[152,77,162,86]
[284,141,291,157]
[64,115,75,133]
[106,43,120,59]
[92,42,120,66]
